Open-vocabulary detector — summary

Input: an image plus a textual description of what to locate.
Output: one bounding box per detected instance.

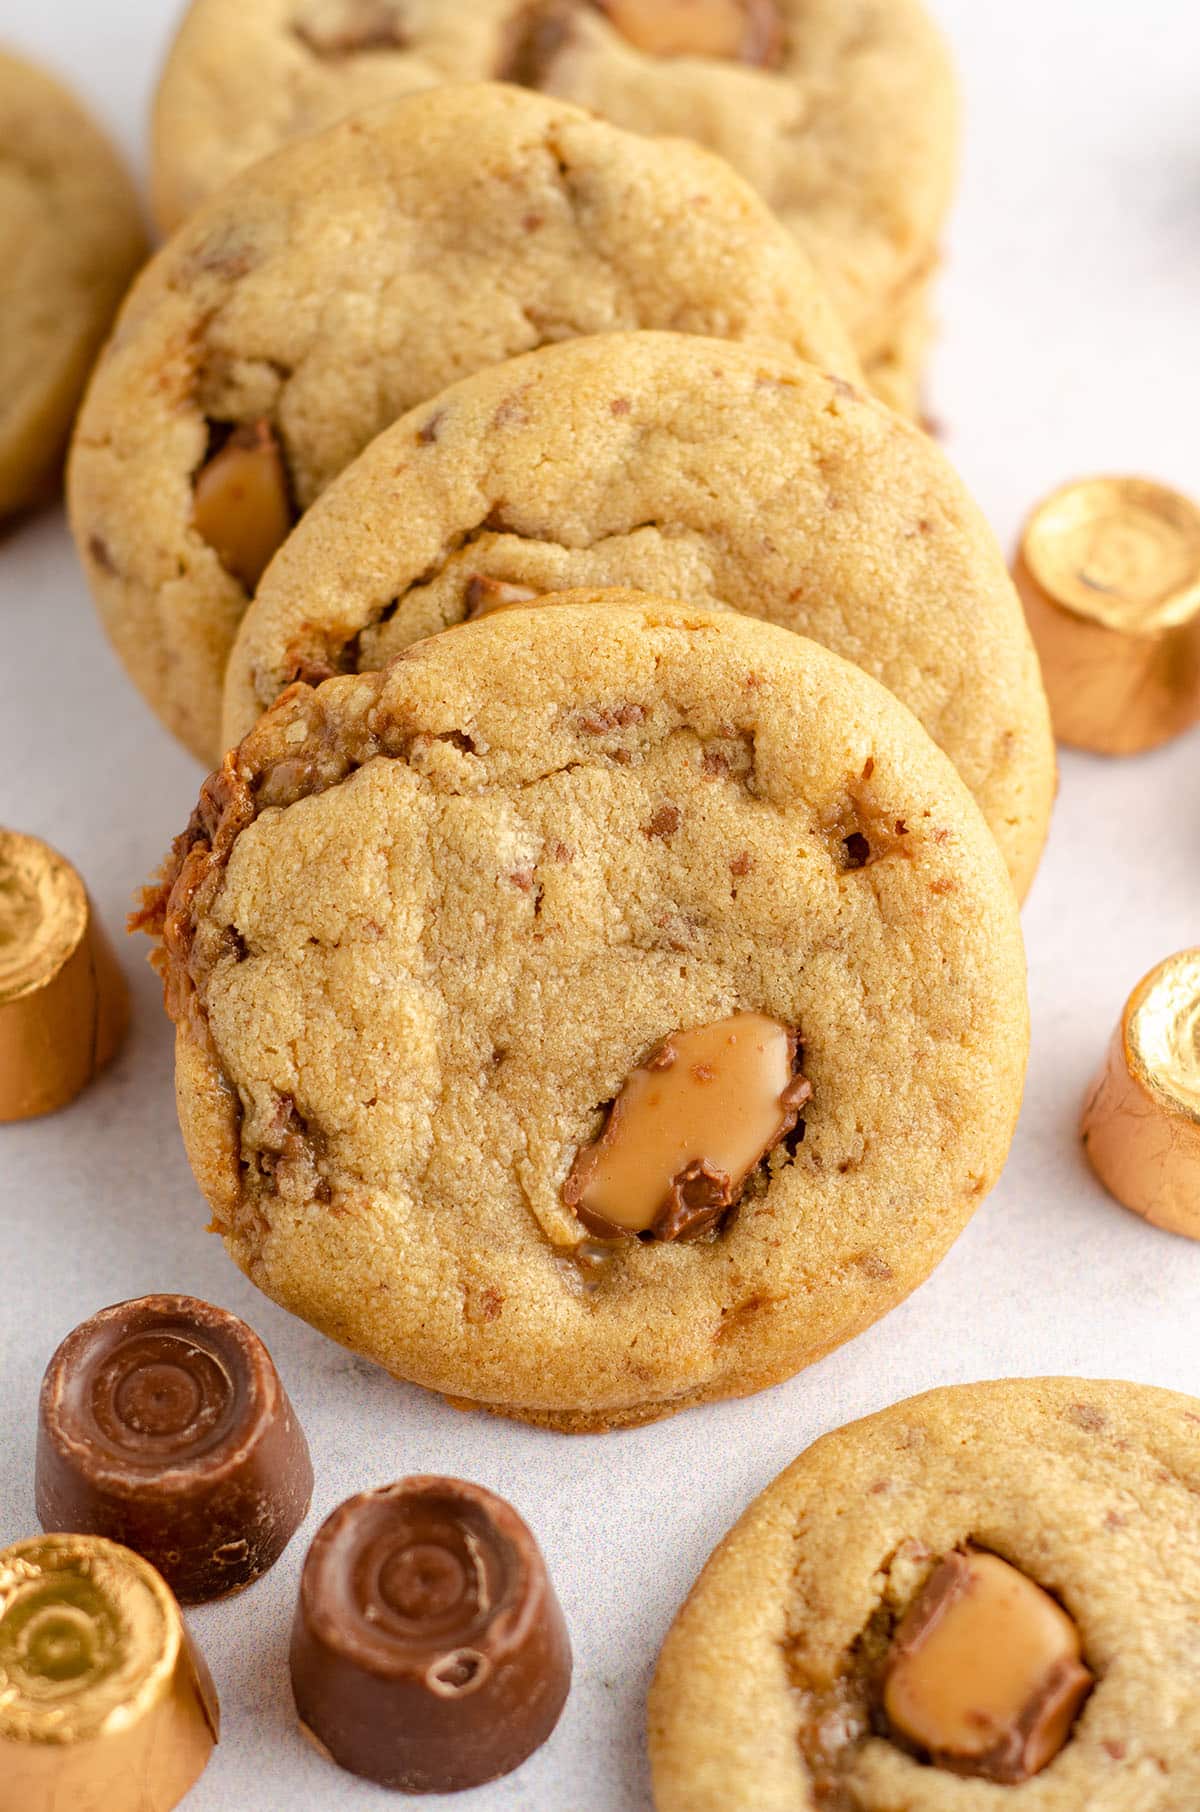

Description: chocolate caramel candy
[36,1295,313,1605]
[290,1478,572,1792]
[0,829,128,1123]
[564,1013,811,1240]
[0,1534,218,1812]
[1015,476,1200,754]
[192,419,294,592]
[880,1547,1094,1783]
[1081,950,1200,1240]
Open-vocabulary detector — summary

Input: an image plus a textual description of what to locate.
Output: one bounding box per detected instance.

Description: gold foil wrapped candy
[0,1534,218,1812]
[1081,950,1200,1239]
[1015,476,1200,754]
[0,829,129,1122]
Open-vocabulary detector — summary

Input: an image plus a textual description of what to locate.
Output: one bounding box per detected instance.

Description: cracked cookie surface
[145,596,1027,1431]
[69,82,855,763]
[150,0,957,393]
[649,1376,1200,1811]
[0,49,144,519]
[225,332,1055,898]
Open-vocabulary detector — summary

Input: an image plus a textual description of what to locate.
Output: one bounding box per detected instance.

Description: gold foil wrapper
[1015,477,1200,754]
[0,830,129,1121]
[0,1535,218,1812]
[1081,950,1200,1239]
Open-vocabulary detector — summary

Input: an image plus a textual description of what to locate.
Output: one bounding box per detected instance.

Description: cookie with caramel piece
[69,81,857,764]
[650,1376,1200,1809]
[142,596,1027,1430]
[225,332,1055,898]
[149,0,957,410]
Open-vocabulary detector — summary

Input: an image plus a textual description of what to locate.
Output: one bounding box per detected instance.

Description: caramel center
[565,1013,806,1238]
[193,421,294,594]
[882,1549,1093,1783]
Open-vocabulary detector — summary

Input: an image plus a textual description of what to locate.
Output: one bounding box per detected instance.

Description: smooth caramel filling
[193,422,293,593]
[882,1549,1093,1782]
[564,1013,808,1239]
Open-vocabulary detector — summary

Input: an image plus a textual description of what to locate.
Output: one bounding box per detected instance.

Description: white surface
[1,4,1198,1808]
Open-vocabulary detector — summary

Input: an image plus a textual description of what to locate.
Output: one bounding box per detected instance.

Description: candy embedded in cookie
[290,1478,571,1791]
[79,84,859,766]
[593,0,784,65]
[564,1014,811,1241]
[224,335,1054,900]
[650,1378,1200,1812]
[879,1547,1094,1783]
[36,1295,313,1604]
[143,597,1028,1429]
[149,0,954,430]
[192,420,295,593]
[0,1534,219,1812]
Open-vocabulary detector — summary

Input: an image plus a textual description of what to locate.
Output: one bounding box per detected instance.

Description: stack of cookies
[59,56,1054,1429]
[13,15,1200,1812]
[148,0,959,417]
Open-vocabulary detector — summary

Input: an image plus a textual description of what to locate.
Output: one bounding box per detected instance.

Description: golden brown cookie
[0,49,144,519]
[149,0,958,405]
[225,333,1055,898]
[141,595,1028,1432]
[69,82,857,763]
[861,266,937,422]
[649,1377,1200,1810]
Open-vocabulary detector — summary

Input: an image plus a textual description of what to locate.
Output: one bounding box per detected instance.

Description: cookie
[862,267,936,423]
[149,0,958,402]
[140,596,1028,1433]
[0,49,144,520]
[225,332,1055,898]
[649,1376,1200,1810]
[69,83,857,764]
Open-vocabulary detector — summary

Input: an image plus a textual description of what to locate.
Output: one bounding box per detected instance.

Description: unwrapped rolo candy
[290,1476,572,1792]
[37,1295,313,1604]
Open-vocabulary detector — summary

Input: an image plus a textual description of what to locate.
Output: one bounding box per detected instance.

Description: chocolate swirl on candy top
[36,1295,313,1604]
[290,1478,572,1792]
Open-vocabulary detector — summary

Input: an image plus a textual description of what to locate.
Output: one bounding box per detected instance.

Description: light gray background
[1,3,1198,1807]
